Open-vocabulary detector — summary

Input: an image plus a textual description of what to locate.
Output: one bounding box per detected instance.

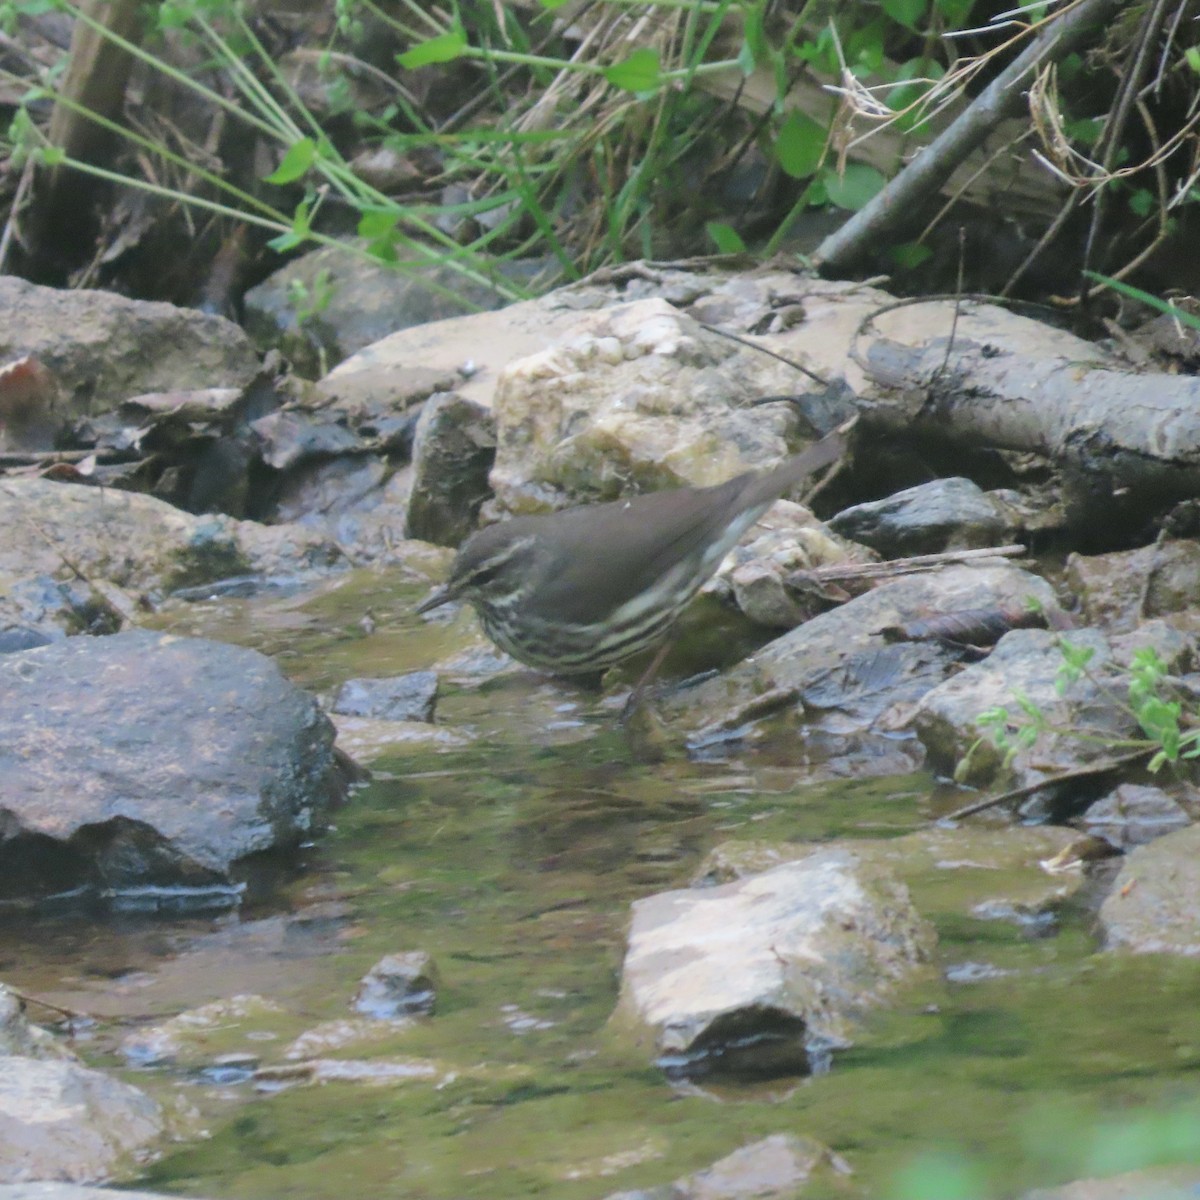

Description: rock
[672,563,1058,745]
[353,952,439,1019]
[697,824,1086,932]
[1080,784,1192,850]
[602,1133,853,1200]
[317,295,582,414]
[1066,540,1200,632]
[828,477,1018,555]
[283,1019,413,1060]
[332,673,438,723]
[0,627,54,655]
[119,994,288,1068]
[1099,823,1200,954]
[0,630,341,902]
[718,502,866,631]
[0,277,259,417]
[911,620,1193,796]
[329,715,475,762]
[405,392,496,546]
[609,849,934,1079]
[253,1057,444,1089]
[0,479,349,610]
[1020,1165,1200,1199]
[0,1056,165,1184]
[488,298,813,514]
[0,987,70,1061]
[242,242,547,377]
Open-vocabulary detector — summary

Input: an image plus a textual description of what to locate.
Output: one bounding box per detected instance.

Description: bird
[415,423,850,683]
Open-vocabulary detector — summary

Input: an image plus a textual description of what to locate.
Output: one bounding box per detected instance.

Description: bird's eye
[466,561,504,589]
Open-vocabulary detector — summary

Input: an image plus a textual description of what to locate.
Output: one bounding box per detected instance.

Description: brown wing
[526,430,846,625]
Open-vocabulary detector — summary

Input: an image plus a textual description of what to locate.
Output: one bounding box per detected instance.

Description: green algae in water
[126,584,1200,1199]
[130,744,1200,1200]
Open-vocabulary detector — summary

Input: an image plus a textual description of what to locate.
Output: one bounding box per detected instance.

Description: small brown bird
[416,425,849,679]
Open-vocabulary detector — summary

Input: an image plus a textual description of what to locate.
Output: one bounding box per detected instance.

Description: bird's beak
[415,585,456,615]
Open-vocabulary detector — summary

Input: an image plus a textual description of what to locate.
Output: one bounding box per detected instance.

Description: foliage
[0,0,1025,294]
[2,0,1193,300]
[958,636,1200,782]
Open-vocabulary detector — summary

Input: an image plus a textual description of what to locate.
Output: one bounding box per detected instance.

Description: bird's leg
[619,639,674,722]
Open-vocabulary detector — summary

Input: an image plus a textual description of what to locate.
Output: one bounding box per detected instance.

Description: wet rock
[1021,1165,1200,1199]
[1099,823,1200,954]
[119,994,287,1068]
[0,573,134,644]
[254,1056,444,1090]
[405,392,496,546]
[1080,783,1192,850]
[697,824,1086,930]
[489,298,813,514]
[1066,540,1200,633]
[912,620,1192,796]
[333,672,438,722]
[603,1133,854,1200]
[329,715,475,762]
[0,627,53,655]
[0,986,70,1060]
[672,563,1057,746]
[353,951,439,1019]
[0,1056,166,1184]
[828,477,1018,556]
[0,630,341,902]
[243,242,546,377]
[0,478,349,607]
[283,1019,413,1060]
[0,277,259,417]
[609,849,934,1079]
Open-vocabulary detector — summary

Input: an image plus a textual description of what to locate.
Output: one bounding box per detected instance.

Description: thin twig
[941,747,1153,821]
[699,322,829,388]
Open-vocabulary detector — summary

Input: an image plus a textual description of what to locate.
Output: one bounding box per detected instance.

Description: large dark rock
[828,477,1017,555]
[0,630,341,903]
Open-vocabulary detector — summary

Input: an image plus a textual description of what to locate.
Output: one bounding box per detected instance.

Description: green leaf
[264,138,316,185]
[358,209,400,240]
[398,28,468,69]
[882,0,927,29]
[740,4,766,74]
[1187,46,1200,75]
[1128,189,1155,218]
[706,222,746,254]
[37,145,65,166]
[822,163,886,211]
[603,47,660,93]
[935,0,975,22]
[538,0,573,8]
[773,111,826,179]
[267,197,314,253]
[890,241,932,269]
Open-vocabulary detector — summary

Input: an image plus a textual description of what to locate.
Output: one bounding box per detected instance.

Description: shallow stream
[3,570,1200,1199]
